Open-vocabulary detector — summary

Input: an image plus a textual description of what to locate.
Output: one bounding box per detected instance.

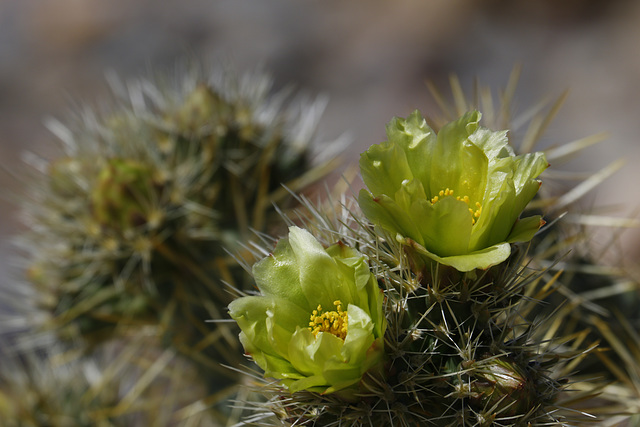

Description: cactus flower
[228,226,385,394]
[358,110,548,272]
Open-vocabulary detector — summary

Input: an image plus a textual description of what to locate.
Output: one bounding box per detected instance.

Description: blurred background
[2,0,639,279]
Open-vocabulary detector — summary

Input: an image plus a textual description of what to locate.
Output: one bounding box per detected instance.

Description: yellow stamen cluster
[430,188,483,225]
[429,188,455,204]
[308,300,348,340]
[470,202,482,225]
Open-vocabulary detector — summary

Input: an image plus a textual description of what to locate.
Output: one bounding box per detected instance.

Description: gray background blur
[2,0,640,280]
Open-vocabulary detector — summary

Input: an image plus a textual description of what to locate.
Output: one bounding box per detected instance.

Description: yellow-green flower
[228,226,385,394]
[359,110,548,272]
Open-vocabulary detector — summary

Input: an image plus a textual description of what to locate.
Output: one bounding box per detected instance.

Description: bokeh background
[2,0,640,281]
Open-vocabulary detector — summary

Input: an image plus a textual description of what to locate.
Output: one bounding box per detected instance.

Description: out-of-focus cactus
[0,340,218,427]
[90,158,159,232]
[17,65,339,343]
[7,64,341,423]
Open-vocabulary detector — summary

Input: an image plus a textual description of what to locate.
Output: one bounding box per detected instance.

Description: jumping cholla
[228,74,638,425]
[4,64,638,426]
[5,65,341,425]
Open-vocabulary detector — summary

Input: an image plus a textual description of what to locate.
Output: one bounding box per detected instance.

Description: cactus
[231,207,595,425]
[226,75,630,425]
[6,64,341,424]
[0,340,220,427]
[427,68,640,421]
[4,63,637,425]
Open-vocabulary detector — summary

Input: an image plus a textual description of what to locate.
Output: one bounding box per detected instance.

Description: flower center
[308,300,348,340]
[430,188,483,225]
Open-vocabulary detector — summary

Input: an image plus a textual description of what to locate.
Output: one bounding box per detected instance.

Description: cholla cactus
[6,60,637,425]
[89,158,159,232]
[427,69,640,420]
[0,357,122,427]
[5,64,342,427]
[229,103,610,424]
[15,65,339,343]
[0,341,218,427]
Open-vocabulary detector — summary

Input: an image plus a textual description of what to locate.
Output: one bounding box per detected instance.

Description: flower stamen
[431,188,483,225]
[308,300,348,340]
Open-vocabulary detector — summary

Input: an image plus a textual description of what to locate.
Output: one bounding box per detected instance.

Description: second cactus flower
[359,110,548,271]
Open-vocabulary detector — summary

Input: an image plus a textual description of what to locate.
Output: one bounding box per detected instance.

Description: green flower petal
[286,227,357,310]
[359,137,413,197]
[331,256,369,307]
[289,328,343,377]
[395,178,427,212]
[481,157,514,205]
[324,241,362,261]
[507,215,544,243]
[469,127,513,161]
[362,276,386,338]
[429,111,480,196]
[400,235,511,272]
[321,369,364,394]
[342,304,375,360]
[229,296,308,359]
[373,294,386,338]
[261,352,305,380]
[512,152,548,194]
[511,152,548,215]
[385,110,436,190]
[411,197,472,257]
[285,374,332,394]
[230,297,275,357]
[358,190,424,246]
[237,330,303,383]
[252,237,308,309]
[470,173,516,251]
[455,141,488,207]
[323,305,379,393]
